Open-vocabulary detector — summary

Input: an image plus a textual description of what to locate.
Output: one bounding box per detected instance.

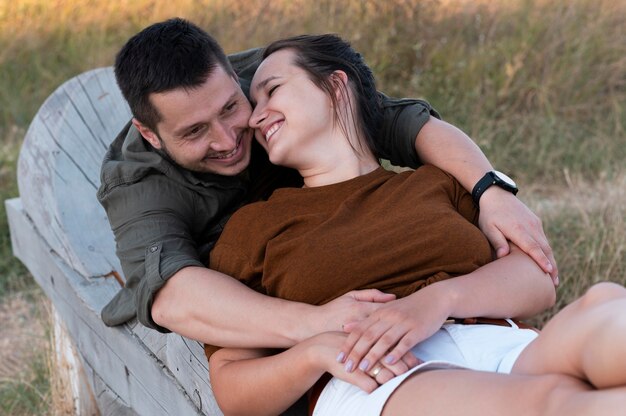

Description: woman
[207,34,626,416]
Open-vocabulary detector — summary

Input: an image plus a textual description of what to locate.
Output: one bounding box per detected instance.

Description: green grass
[0,293,51,416]
[0,127,31,298]
[0,350,52,415]
[0,351,50,415]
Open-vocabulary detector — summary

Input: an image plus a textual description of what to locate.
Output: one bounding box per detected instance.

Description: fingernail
[546,262,553,273]
[336,352,345,363]
[555,275,560,286]
[384,354,394,364]
[345,360,354,372]
[358,359,370,371]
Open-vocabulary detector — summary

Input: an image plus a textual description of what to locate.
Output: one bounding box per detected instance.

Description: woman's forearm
[210,332,379,416]
[210,343,323,416]
[435,245,556,320]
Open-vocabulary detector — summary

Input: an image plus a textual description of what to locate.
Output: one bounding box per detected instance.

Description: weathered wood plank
[52,307,100,416]
[167,336,222,415]
[131,324,169,364]
[80,68,132,143]
[6,198,208,415]
[16,67,127,278]
[88,367,136,416]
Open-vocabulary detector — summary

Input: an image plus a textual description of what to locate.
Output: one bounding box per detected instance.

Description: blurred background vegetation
[0,0,624,413]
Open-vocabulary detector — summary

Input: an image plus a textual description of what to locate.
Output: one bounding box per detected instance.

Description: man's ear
[132,118,162,150]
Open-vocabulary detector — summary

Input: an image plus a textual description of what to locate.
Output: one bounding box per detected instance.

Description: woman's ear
[331,70,349,102]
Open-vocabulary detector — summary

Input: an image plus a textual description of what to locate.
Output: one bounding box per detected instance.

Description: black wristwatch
[472,171,518,205]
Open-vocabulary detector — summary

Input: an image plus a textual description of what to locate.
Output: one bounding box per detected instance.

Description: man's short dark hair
[114,18,235,132]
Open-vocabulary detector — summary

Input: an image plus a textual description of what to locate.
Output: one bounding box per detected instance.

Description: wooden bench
[5,68,223,415]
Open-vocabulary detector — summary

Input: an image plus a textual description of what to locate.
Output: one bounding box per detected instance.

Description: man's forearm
[152,266,315,348]
[415,117,492,193]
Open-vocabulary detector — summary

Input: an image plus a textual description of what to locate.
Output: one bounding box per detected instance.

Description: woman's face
[249,49,335,169]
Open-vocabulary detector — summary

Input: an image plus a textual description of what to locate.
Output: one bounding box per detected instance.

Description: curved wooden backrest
[17,67,128,279]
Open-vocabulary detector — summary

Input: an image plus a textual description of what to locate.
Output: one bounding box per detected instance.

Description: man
[98,17,556,377]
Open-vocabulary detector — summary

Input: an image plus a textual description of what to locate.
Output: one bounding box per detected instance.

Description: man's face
[135,65,253,176]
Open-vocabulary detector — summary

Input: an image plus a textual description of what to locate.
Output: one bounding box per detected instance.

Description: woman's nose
[249,104,266,129]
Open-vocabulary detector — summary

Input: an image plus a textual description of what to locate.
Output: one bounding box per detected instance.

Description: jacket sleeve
[99,177,204,332]
[228,47,263,98]
[376,93,441,169]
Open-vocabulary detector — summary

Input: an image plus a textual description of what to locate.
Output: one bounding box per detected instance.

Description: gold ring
[369,365,383,377]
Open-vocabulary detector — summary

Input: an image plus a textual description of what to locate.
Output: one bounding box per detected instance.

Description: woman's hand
[337,285,451,375]
[307,332,379,393]
[478,188,559,284]
[307,332,421,392]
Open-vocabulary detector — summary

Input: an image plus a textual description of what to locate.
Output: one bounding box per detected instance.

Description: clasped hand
[309,331,421,394]
[336,287,451,384]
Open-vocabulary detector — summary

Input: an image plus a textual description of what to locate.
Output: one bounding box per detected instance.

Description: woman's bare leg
[513,282,626,388]
[382,369,626,416]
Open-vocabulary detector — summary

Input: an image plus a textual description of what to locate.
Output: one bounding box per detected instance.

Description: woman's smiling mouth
[265,120,284,143]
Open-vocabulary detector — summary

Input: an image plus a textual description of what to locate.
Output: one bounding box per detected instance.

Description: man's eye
[225,101,238,112]
[186,125,205,138]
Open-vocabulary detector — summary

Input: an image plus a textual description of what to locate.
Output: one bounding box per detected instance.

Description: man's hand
[479,187,559,285]
[311,289,397,338]
[337,287,449,377]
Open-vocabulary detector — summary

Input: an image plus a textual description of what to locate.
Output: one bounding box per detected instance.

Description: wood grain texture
[17,68,126,278]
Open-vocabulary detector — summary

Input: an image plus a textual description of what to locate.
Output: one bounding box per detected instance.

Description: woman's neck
[292,114,380,188]
[299,146,380,188]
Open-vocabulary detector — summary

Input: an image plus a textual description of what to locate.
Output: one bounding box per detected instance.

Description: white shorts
[313,323,538,416]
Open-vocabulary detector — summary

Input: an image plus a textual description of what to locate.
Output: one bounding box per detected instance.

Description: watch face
[494,170,517,187]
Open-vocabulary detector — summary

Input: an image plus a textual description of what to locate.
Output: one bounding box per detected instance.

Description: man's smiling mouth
[207,136,243,160]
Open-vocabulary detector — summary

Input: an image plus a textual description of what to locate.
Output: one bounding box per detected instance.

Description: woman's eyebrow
[255,75,280,93]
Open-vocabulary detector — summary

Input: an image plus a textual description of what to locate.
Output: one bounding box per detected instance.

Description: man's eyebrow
[220,90,240,112]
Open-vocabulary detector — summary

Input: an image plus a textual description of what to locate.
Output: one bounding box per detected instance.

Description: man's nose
[209,121,237,151]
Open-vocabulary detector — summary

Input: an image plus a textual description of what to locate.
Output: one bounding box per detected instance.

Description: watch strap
[472,172,497,205]
[472,171,518,206]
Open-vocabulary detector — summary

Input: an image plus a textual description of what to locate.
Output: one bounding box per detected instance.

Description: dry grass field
[0,0,624,413]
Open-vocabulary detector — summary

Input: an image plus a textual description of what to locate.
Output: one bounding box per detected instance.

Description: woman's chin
[268,152,284,166]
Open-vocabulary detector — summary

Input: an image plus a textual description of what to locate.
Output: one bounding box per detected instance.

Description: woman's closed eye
[268,84,279,96]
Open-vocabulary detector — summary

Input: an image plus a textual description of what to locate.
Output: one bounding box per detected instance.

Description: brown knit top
[209,166,493,306]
